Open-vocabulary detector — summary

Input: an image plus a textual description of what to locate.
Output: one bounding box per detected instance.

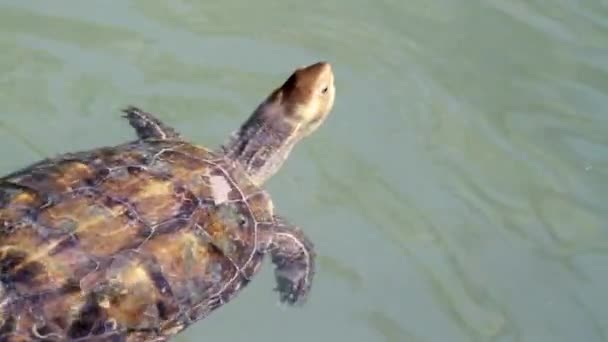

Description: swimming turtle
[0,61,335,341]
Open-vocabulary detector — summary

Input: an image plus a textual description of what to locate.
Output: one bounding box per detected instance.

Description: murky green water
[1,1,607,341]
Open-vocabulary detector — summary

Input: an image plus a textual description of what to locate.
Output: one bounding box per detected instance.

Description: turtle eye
[321,86,329,94]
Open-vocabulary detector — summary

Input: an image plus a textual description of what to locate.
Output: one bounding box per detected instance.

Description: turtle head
[222,62,336,186]
[273,61,335,138]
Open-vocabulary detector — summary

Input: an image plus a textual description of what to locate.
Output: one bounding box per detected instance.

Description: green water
[1,1,607,341]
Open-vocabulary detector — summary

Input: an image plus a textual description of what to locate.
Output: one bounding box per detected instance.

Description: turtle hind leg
[121,106,181,140]
[268,215,316,305]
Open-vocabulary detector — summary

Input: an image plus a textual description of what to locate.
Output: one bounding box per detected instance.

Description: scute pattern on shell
[0,139,274,341]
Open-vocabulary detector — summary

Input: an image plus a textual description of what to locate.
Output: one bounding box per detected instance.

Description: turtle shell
[0,139,274,341]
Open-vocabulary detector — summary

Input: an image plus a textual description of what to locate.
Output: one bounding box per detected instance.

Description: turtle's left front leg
[121,106,182,140]
[267,215,316,305]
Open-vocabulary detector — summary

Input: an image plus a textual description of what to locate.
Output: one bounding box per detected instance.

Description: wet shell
[0,139,275,341]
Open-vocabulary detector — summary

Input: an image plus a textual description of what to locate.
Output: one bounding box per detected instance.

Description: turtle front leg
[121,106,181,140]
[267,215,316,305]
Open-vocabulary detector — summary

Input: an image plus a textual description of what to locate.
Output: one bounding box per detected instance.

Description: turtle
[0,61,335,341]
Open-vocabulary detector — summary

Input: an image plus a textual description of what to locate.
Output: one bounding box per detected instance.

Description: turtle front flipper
[121,106,181,140]
[267,215,316,305]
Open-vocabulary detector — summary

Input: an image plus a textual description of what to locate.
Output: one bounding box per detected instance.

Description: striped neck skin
[221,102,300,187]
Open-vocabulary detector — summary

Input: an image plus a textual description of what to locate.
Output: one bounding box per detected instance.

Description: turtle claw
[274,264,310,305]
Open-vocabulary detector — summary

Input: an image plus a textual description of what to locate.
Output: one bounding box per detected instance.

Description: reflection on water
[0,1,607,341]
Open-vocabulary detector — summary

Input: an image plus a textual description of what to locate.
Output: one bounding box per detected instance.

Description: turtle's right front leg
[121,106,181,140]
[268,215,316,305]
